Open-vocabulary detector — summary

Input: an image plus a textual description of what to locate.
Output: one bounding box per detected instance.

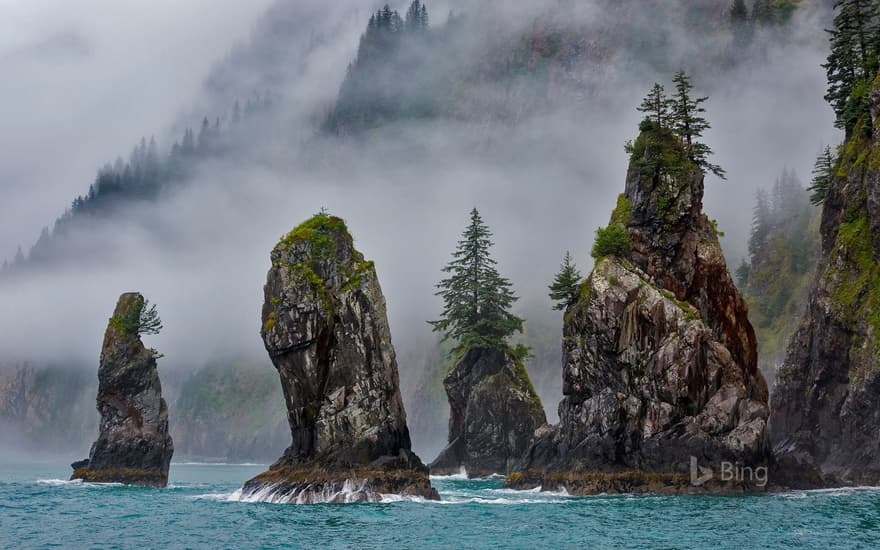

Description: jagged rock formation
[71,293,173,487]
[508,129,770,494]
[771,84,880,488]
[430,348,547,477]
[242,214,438,503]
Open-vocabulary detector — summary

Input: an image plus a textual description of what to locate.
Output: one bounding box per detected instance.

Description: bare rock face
[508,130,769,494]
[770,85,880,489]
[241,214,438,503]
[430,348,546,477]
[70,293,173,487]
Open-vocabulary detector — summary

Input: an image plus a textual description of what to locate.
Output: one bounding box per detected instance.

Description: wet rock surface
[70,293,173,487]
[508,136,769,495]
[430,348,546,477]
[770,89,880,489]
[242,215,437,502]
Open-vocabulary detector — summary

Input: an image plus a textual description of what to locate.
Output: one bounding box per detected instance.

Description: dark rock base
[70,461,168,487]
[241,453,440,504]
[505,470,769,495]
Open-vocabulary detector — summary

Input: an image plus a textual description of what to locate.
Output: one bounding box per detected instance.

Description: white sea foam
[796,486,880,497]
[36,479,124,488]
[172,462,265,467]
[231,479,384,504]
[190,490,243,501]
[36,479,82,486]
[430,466,469,480]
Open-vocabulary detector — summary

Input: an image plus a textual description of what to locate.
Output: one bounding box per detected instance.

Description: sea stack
[508,120,770,494]
[241,213,438,503]
[71,293,173,487]
[770,76,880,488]
[430,348,546,477]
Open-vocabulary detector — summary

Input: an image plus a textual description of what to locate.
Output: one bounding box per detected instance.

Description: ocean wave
[435,495,571,505]
[36,478,124,488]
[172,462,265,467]
[788,486,880,498]
[36,479,82,486]
[191,490,243,502]
[430,467,469,480]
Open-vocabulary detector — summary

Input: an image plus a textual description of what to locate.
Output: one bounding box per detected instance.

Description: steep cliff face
[71,293,173,487]
[0,364,96,452]
[771,86,880,488]
[242,214,437,503]
[172,360,288,462]
[430,348,546,477]
[508,128,770,494]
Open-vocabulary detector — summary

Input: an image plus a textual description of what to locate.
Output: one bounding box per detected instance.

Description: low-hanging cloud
[0,0,842,448]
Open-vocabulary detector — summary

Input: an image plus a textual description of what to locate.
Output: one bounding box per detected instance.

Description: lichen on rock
[70,292,173,487]
[242,213,438,502]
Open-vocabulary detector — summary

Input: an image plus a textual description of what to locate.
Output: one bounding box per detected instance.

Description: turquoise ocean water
[2,461,879,548]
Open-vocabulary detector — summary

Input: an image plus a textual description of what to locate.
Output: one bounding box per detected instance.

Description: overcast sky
[0,0,840,370]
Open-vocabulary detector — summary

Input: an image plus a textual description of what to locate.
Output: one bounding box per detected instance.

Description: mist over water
[0,0,841,458]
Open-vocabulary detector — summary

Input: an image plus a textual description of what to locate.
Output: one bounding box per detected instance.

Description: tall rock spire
[241,213,438,503]
[508,121,769,494]
[71,292,173,487]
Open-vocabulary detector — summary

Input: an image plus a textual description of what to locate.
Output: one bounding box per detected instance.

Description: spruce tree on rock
[431,208,524,353]
[670,70,726,179]
[549,251,582,311]
[824,0,880,134]
[809,145,836,206]
[637,83,672,128]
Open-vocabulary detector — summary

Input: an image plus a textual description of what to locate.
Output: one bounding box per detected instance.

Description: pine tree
[119,296,163,336]
[730,0,752,49]
[670,70,726,179]
[752,0,775,25]
[548,251,583,311]
[735,258,751,289]
[749,189,772,256]
[405,0,428,31]
[824,0,880,135]
[430,208,524,352]
[637,83,672,128]
[808,145,836,206]
[731,0,749,23]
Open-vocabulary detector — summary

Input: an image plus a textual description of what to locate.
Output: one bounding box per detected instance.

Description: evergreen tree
[405,0,428,31]
[808,145,836,206]
[670,70,725,179]
[197,116,211,152]
[548,251,582,311]
[749,188,772,256]
[824,0,880,134]
[752,0,775,24]
[730,0,752,49]
[735,258,751,289]
[430,208,524,352]
[637,83,672,128]
[118,297,163,336]
[13,246,24,265]
[731,0,749,23]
